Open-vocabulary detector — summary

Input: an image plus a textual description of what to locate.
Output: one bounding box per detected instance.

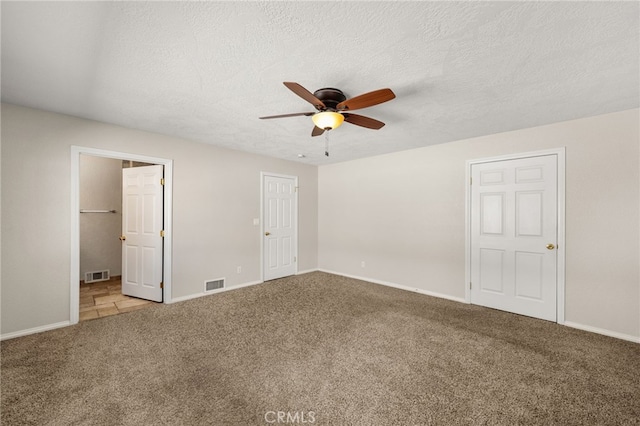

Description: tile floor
[79,278,154,321]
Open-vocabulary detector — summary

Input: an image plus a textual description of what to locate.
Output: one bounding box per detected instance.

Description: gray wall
[79,155,122,280]
[1,103,318,335]
[318,108,639,340]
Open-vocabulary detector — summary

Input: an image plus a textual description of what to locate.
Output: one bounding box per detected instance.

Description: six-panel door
[470,155,558,321]
[263,175,297,281]
[121,165,164,302]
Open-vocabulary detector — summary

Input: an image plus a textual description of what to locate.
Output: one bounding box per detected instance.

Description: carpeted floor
[2,272,639,425]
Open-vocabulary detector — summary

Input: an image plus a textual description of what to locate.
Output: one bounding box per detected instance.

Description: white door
[470,155,557,321]
[263,174,297,281]
[121,165,164,302]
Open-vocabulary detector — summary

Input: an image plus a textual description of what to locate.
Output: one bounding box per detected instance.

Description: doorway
[71,147,174,324]
[466,149,565,323]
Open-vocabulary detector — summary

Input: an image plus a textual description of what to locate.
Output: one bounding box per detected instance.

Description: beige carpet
[2,272,639,425]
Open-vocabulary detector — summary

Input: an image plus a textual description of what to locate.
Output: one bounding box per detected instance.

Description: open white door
[470,154,558,321]
[121,165,164,302]
[263,174,298,281]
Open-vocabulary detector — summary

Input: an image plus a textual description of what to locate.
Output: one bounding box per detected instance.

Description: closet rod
[79,209,117,213]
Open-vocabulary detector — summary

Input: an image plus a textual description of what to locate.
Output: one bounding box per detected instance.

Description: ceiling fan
[259,82,395,137]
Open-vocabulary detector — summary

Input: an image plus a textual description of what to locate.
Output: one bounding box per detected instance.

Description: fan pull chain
[325,132,330,157]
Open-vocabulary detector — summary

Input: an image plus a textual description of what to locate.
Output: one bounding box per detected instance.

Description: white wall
[2,103,638,342]
[1,103,318,335]
[79,155,122,279]
[318,109,640,340]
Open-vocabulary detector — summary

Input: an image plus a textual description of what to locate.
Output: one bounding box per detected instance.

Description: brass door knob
[119,235,126,241]
[546,243,555,250]
[265,232,271,236]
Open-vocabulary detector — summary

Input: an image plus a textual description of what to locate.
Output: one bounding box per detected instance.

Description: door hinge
[160,178,165,186]
[470,282,472,289]
[295,186,299,193]
[160,230,165,238]
[294,256,297,262]
[470,177,472,185]
[160,281,164,289]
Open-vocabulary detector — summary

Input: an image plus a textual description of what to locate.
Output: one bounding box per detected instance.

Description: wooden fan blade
[337,88,395,111]
[312,126,325,137]
[259,112,314,119]
[343,113,385,130]
[284,82,326,109]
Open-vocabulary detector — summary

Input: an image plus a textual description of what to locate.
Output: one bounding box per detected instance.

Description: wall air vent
[205,278,225,292]
[85,270,110,283]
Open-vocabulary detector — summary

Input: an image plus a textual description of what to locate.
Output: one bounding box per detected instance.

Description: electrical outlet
[361,261,366,268]
[237,266,242,274]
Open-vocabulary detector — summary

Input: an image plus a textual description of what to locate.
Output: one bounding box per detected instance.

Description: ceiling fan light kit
[312,111,344,130]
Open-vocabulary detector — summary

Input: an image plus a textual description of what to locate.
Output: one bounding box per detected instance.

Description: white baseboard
[296,268,319,275]
[563,321,640,344]
[1,321,71,341]
[169,280,264,304]
[5,277,636,345]
[318,270,639,344]
[160,270,324,304]
[318,269,467,304]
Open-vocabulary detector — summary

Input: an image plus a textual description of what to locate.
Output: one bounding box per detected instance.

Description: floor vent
[205,278,225,292]
[85,270,110,283]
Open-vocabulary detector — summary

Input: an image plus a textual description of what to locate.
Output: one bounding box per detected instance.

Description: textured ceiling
[2,1,638,165]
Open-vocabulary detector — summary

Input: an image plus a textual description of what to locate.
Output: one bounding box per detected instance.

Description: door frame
[465,148,566,324]
[260,172,299,282]
[70,146,174,324]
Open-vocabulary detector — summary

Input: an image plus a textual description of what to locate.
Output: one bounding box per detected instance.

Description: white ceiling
[2,1,638,165]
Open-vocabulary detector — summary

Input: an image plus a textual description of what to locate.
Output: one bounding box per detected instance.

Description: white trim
[319,269,467,304]
[564,321,640,344]
[464,161,472,304]
[296,268,319,275]
[169,280,264,304]
[1,321,71,341]
[71,146,174,326]
[319,270,638,344]
[70,150,80,323]
[260,172,299,282]
[7,279,637,345]
[465,148,566,323]
[556,149,566,324]
[465,148,566,164]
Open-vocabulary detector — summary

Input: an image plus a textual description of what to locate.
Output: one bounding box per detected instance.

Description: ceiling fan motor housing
[313,88,346,110]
